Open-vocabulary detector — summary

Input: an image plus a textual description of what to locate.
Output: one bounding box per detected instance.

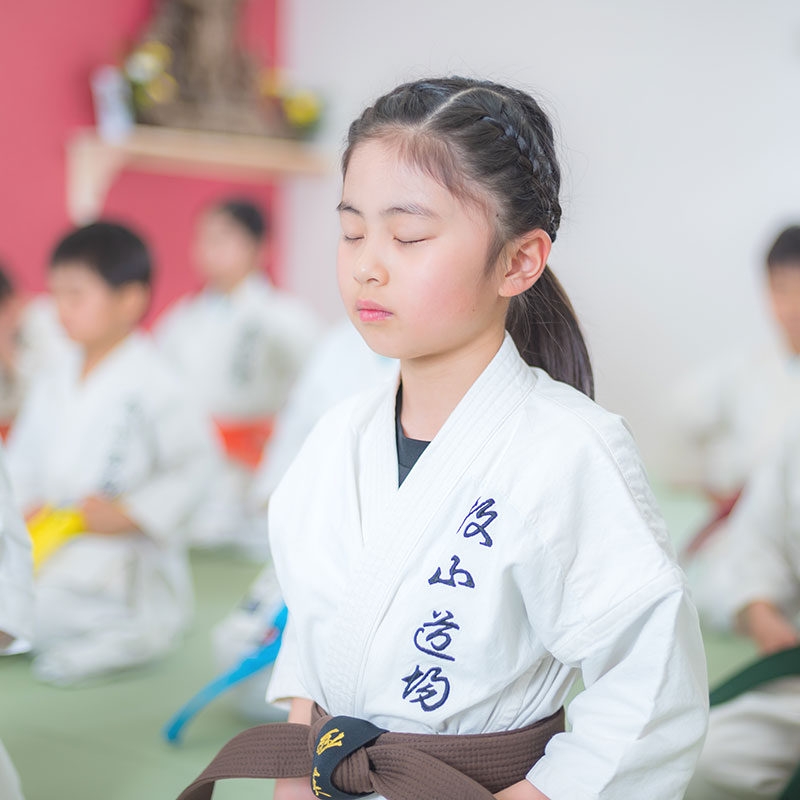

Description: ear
[498,229,551,298]
[118,283,151,325]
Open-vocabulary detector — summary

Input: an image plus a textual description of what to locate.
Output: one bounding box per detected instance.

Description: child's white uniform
[669,343,800,495]
[686,422,800,800]
[249,319,397,508]
[267,335,708,800]
[5,332,219,684]
[0,295,74,423]
[0,445,34,800]
[155,273,318,420]
[154,273,318,548]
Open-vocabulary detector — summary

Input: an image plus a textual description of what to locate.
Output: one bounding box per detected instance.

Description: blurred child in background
[155,198,318,553]
[686,418,800,800]
[0,265,72,432]
[0,444,33,800]
[670,225,800,556]
[6,221,219,685]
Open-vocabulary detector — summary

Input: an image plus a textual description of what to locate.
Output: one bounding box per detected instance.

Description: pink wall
[0,0,279,323]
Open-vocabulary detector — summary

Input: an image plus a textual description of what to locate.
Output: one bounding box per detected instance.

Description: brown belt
[176,704,564,800]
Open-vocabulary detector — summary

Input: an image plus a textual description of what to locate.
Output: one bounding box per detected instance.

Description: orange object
[0,422,11,441]
[214,418,274,470]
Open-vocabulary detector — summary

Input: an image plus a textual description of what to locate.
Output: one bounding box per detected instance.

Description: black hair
[343,76,594,398]
[0,263,15,304]
[767,226,800,270]
[50,221,152,288]
[213,198,269,242]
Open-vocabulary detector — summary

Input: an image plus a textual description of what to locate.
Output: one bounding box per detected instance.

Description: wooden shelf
[66,125,332,223]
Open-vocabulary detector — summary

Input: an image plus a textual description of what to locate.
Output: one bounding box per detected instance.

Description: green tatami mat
[1,551,269,800]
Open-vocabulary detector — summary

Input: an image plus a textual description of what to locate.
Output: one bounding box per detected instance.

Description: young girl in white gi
[155,198,319,551]
[254,77,710,800]
[177,77,707,800]
[6,222,219,685]
[686,419,800,800]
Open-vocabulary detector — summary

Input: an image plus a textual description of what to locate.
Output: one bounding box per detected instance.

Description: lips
[356,300,392,322]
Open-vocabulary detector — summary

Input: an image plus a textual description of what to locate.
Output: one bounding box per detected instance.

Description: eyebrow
[336,201,440,219]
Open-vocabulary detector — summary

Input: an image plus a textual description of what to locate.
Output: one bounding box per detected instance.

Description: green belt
[709,644,800,800]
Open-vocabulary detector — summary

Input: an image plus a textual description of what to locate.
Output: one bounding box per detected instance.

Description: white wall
[279,0,800,468]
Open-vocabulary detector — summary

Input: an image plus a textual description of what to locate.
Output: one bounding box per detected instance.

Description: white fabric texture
[695,420,800,629]
[0,443,33,654]
[249,319,397,509]
[267,335,708,800]
[154,273,318,549]
[0,741,25,800]
[688,422,800,800]
[0,294,74,422]
[5,332,218,684]
[685,678,800,800]
[669,342,800,494]
[154,272,319,420]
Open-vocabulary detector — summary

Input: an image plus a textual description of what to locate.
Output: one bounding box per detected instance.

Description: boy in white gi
[155,198,318,550]
[0,446,33,800]
[6,221,219,685]
[178,77,708,800]
[670,226,800,504]
[686,420,800,800]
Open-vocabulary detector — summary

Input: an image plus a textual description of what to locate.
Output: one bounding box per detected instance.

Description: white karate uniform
[0,444,33,800]
[687,422,800,800]
[0,295,73,423]
[669,342,800,495]
[5,332,219,685]
[155,273,318,420]
[155,273,318,548]
[267,335,708,800]
[249,319,397,508]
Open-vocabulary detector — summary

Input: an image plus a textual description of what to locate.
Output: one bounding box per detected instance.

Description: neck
[210,269,255,295]
[399,328,505,441]
[81,331,131,378]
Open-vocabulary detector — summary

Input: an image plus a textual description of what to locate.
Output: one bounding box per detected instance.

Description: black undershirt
[395,389,430,486]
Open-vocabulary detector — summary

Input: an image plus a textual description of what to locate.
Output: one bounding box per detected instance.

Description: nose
[353,243,388,286]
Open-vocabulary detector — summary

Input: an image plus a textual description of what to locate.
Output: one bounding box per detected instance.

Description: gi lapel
[325,335,538,714]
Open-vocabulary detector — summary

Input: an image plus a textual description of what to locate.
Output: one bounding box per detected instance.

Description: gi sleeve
[710,430,800,623]
[122,388,221,546]
[520,421,708,800]
[4,375,49,513]
[266,615,311,708]
[0,445,34,654]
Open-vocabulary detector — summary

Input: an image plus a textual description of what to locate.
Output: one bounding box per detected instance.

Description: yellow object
[282,91,321,129]
[28,506,86,570]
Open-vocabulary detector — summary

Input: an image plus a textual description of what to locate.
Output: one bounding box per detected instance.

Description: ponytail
[507,267,594,399]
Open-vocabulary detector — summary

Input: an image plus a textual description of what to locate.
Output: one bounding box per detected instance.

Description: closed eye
[342,234,364,242]
[395,238,427,245]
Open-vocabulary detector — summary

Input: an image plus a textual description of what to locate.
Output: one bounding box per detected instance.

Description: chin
[353,326,404,359]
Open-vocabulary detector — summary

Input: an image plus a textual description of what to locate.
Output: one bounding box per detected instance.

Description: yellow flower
[145,73,179,104]
[283,91,321,129]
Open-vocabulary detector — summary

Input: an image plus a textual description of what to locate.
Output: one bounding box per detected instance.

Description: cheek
[336,244,355,298]
[407,257,484,320]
